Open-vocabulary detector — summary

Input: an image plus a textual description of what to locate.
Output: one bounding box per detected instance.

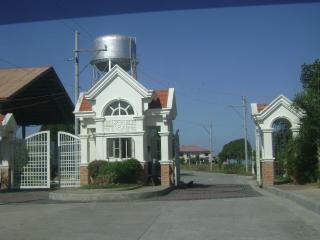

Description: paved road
[1,171,320,240]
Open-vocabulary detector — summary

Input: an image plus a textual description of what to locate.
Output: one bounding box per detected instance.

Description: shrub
[285,133,318,184]
[87,159,143,185]
[88,160,108,180]
[116,159,143,183]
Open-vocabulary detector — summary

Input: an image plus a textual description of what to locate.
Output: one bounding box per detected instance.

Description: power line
[0,92,66,102]
[228,96,249,172]
[54,0,94,40]
[0,58,25,68]
[139,63,244,97]
[139,69,228,106]
[57,19,77,33]
[0,57,84,99]
[1,95,66,112]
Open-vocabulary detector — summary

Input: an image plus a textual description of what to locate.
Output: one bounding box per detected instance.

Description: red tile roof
[0,114,5,124]
[149,90,169,109]
[79,96,92,111]
[180,145,210,153]
[257,103,269,113]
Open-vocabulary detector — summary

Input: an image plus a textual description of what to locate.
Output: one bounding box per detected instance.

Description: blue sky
[0,2,319,153]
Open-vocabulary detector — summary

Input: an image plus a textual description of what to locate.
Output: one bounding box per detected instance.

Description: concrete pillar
[89,135,96,162]
[261,129,275,186]
[255,127,262,186]
[80,135,88,165]
[95,119,105,160]
[133,135,144,161]
[262,129,274,160]
[159,132,173,186]
[160,132,169,162]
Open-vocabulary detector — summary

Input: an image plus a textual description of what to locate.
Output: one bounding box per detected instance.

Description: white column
[89,136,96,162]
[95,136,105,160]
[262,129,274,160]
[255,127,262,186]
[159,132,171,163]
[79,135,88,165]
[132,134,145,162]
[95,118,105,160]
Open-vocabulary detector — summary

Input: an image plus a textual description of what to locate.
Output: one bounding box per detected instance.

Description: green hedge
[88,159,143,185]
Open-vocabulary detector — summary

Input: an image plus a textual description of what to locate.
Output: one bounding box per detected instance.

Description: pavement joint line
[245,176,320,216]
[264,186,320,215]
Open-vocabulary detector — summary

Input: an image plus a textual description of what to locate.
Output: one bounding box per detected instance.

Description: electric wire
[1,95,66,112]
[54,0,94,40]
[0,58,81,97]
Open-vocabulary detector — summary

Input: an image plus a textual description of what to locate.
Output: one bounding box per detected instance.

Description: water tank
[90,34,137,74]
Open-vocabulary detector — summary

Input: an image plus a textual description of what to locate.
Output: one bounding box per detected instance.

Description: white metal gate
[58,131,80,187]
[13,131,50,189]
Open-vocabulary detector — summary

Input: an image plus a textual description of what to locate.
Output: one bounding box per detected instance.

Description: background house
[180,145,210,164]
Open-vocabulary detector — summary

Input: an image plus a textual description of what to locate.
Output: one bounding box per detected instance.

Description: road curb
[264,186,320,215]
[49,186,174,202]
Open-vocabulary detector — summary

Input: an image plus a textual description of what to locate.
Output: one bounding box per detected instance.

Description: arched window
[272,118,292,176]
[104,100,134,116]
[272,118,292,144]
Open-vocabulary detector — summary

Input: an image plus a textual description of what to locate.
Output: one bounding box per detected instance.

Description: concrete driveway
[1,171,320,240]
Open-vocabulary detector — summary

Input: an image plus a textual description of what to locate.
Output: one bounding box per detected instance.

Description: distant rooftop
[180,145,210,153]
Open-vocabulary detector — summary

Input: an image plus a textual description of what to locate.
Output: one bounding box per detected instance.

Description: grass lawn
[181,163,253,176]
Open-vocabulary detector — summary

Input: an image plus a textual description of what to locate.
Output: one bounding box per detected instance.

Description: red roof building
[149,90,169,109]
[180,145,210,154]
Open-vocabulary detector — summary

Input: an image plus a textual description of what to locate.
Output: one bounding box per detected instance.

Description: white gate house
[58,131,81,187]
[13,131,50,189]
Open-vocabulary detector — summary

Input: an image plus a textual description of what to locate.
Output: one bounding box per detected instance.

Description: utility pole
[209,121,213,171]
[74,30,80,136]
[203,122,214,171]
[228,97,249,172]
[242,96,249,172]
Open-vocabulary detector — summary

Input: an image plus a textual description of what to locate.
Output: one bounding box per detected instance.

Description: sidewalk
[264,183,320,215]
[49,185,174,202]
[0,190,49,204]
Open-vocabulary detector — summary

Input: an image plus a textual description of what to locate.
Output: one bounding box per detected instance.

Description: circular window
[104,100,134,116]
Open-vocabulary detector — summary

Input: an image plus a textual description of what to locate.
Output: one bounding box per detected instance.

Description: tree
[218,138,252,164]
[40,124,74,141]
[289,59,320,183]
[40,124,74,179]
